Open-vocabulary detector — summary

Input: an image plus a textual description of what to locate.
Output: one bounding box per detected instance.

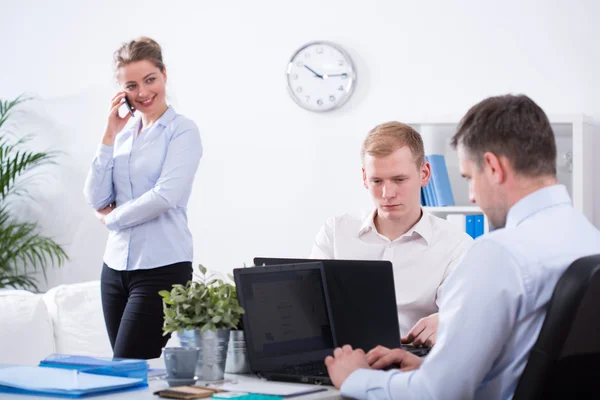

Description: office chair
[513,253,600,399]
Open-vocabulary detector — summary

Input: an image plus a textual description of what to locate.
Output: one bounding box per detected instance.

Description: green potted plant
[0,95,68,291]
[160,264,244,380]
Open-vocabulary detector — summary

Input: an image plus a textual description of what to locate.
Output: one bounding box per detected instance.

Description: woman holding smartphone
[84,37,202,359]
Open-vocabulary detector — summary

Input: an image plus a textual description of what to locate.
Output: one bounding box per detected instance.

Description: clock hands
[303,64,323,79]
[303,65,348,80]
[324,73,348,78]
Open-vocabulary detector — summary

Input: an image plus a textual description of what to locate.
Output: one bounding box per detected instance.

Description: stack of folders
[420,154,455,207]
[446,214,487,239]
[0,354,148,397]
[39,354,148,382]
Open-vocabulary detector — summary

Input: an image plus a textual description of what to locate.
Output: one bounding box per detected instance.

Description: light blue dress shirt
[342,185,600,400]
[83,106,202,271]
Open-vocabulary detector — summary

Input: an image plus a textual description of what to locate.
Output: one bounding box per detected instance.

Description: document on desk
[214,380,327,397]
[0,366,145,396]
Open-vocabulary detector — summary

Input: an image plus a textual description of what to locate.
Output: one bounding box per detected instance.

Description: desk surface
[0,362,342,400]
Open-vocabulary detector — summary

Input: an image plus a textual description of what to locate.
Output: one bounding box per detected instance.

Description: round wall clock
[286,41,356,112]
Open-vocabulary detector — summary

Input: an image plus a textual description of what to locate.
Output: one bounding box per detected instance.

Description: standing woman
[84,37,202,359]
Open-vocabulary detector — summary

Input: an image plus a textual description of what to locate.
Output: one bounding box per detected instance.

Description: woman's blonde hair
[113,36,165,73]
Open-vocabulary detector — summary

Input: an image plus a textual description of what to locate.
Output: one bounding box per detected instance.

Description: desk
[0,362,342,400]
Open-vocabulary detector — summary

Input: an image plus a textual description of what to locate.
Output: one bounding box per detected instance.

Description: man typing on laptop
[323,95,600,399]
[311,122,472,348]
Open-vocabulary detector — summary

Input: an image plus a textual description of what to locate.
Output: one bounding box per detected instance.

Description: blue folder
[474,214,485,238]
[466,215,476,238]
[39,354,148,382]
[426,155,455,207]
[0,366,147,398]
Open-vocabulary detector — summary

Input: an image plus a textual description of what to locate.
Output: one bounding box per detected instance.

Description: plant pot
[224,330,250,374]
[178,328,230,381]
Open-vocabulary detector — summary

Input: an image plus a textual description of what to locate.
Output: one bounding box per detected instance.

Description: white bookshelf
[424,206,481,214]
[410,115,598,223]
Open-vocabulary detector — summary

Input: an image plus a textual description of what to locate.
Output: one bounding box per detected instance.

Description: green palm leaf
[0,95,68,291]
[0,95,32,130]
[0,136,55,201]
[0,274,39,290]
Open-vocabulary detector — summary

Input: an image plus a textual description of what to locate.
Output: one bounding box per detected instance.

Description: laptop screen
[254,257,401,352]
[234,263,334,371]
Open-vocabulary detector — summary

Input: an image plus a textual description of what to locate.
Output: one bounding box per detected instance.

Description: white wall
[1,0,599,291]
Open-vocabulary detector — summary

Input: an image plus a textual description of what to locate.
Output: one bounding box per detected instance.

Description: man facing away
[324,94,600,399]
[311,122,473,347]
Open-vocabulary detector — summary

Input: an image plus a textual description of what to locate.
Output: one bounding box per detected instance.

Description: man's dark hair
[451,94,557,177]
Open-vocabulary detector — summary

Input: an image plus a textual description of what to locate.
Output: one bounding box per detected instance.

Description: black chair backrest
[513,253,600,399]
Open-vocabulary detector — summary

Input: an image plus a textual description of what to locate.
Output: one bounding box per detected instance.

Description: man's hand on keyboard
[366,345,424,371]
[325,345,371,389]
[402,313,439,347]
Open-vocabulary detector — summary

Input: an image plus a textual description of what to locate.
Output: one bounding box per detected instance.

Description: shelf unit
[424,206,481,214]
[409,114,598,223]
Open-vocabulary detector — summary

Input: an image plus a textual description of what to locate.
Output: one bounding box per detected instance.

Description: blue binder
[424,156,437,206]
[423,181,434,206]
[474,214,484,238]
[466,215,476,238]
[426,155,455,206]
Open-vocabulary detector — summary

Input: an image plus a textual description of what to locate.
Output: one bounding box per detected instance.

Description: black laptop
[233,262,334,385]
[254,257,430,357]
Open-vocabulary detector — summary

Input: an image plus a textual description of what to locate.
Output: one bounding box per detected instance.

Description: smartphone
[123,96,135,117]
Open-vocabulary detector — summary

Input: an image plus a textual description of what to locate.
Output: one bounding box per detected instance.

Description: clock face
[286,41,356,112]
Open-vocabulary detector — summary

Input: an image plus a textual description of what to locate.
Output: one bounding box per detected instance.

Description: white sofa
[0,281,176,365]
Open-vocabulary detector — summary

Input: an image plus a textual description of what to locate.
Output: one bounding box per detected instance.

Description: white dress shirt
[311,209,473,336]
[83,106,202,271]
[341,185,600,400]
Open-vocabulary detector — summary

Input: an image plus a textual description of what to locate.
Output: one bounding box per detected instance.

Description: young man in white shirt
[324,95,600,399]
[311,122,473,347]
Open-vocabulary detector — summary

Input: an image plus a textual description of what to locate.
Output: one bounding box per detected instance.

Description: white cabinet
[408,115,598,224]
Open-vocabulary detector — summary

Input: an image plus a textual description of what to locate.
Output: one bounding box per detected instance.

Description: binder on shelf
[430,179,440,206]
[423,181,434,206]
[465,215,475,238]
[474,215,484,238]
[425,154,455,207]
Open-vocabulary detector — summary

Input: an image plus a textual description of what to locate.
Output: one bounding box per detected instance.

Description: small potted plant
[160,264,244,381]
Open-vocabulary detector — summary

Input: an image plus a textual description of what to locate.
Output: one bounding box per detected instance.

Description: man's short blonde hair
[361,122,425,168]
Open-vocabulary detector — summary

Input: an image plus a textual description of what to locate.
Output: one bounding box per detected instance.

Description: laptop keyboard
[280,362,328,376]
[405,345,431,357]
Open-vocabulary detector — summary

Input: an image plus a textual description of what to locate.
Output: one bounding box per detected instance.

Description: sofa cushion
[43,281,113,357]
[0,289,55,365]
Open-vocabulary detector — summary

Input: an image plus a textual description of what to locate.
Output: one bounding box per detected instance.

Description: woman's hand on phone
[102,92,132,146]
